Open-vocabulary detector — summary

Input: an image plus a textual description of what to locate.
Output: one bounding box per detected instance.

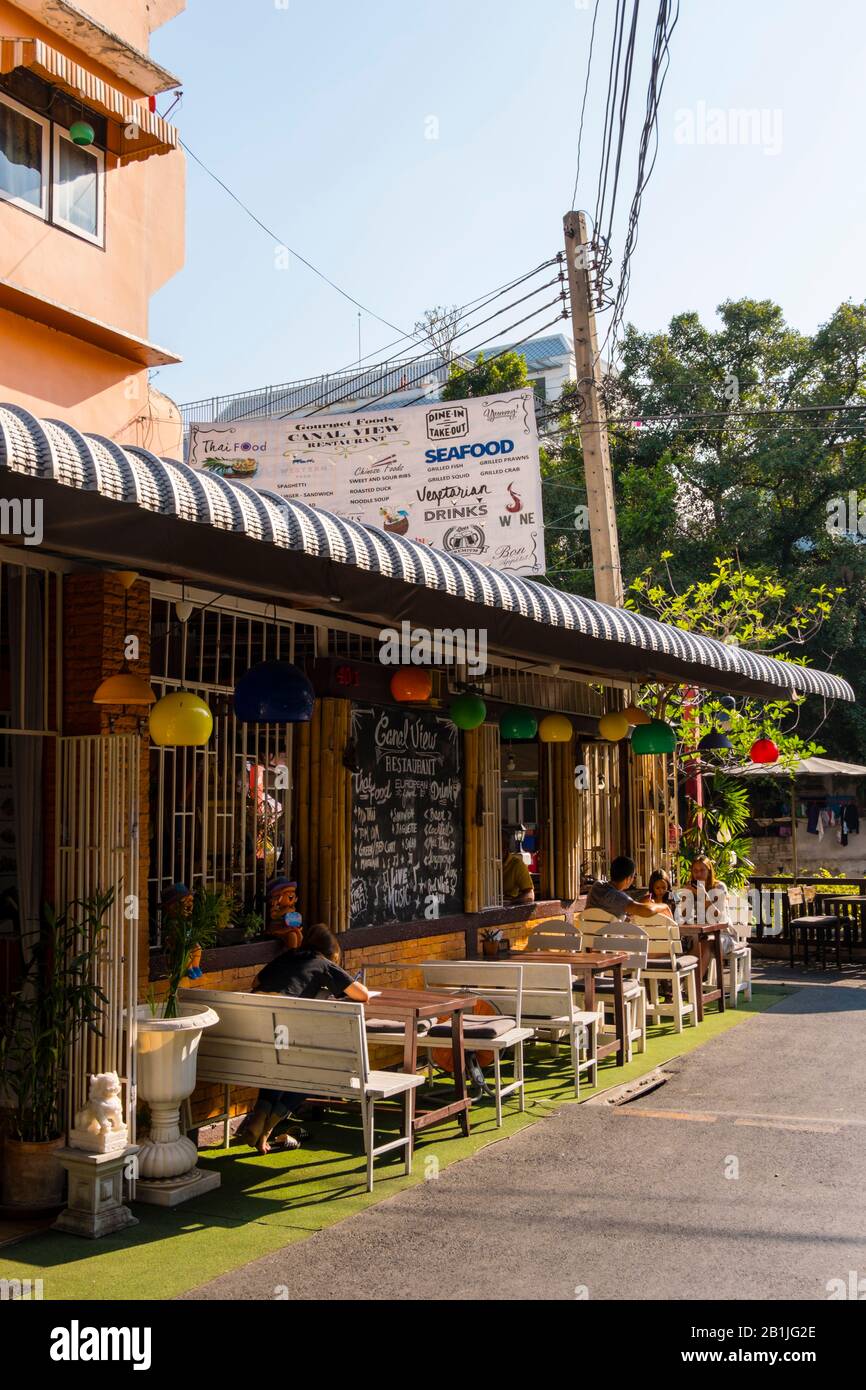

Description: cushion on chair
[791,915,839,928]
[643,954,699,972]
[365,1018,431,1035]
[576,978,642,997]
[427,1015,517,1039]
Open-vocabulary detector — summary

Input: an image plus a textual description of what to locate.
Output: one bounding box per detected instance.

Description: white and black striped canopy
[0,404,854,703]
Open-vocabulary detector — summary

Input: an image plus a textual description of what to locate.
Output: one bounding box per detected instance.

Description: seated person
[586,855,673,920]
[239,923,370,1154]
[502,828,535,905]
[648,869,676,913]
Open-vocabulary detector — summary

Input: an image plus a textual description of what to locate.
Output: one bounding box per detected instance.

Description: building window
[52,127,104,244]
[0,91,49,218]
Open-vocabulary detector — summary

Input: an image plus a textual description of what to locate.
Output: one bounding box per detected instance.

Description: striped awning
[0,38,178,163]
[0,403,854,704]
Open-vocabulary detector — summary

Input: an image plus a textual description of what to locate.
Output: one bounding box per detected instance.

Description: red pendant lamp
[750,736,779,764]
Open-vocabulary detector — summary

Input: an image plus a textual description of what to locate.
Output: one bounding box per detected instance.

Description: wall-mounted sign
[349,704,463,929]
[187,389,545,576]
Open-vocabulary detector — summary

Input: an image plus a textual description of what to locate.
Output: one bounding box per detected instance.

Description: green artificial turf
[0,985,790,1300]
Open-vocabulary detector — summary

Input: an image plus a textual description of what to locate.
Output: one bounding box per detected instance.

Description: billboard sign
[187,388,545,575]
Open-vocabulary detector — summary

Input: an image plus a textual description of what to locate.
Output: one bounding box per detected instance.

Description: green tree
[540,297,866,759]
[626,556,841,885]
[440,349,528,400]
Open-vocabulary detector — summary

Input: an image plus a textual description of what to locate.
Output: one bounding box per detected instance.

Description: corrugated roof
[0,403,853,704]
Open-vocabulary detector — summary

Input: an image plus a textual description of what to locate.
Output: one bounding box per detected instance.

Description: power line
[299,264,565,418]
[200,256,561,425]
[181,139,416,342]
[354,302,570,415]
[570,0,602,209]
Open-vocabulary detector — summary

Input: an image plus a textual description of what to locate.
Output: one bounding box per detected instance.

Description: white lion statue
[74,1072,125,1140]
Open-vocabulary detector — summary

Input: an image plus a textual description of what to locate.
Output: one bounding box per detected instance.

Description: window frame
[51,123,105,247]
[0,89,50,220]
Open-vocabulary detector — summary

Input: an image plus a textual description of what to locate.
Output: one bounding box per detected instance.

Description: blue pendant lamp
[698,728,734,753]
[234,660,315,723]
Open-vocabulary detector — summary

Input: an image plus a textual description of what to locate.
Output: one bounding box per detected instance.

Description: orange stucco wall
[0,310,182,451]
[0,1,185,449]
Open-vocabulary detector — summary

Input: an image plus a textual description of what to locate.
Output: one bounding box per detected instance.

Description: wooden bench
[192,989,424,1192]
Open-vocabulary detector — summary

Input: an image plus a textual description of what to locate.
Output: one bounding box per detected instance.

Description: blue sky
[149,0,866,408]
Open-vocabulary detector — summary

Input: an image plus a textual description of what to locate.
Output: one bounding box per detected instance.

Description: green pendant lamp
[499,707,538,741]
[631,719,677,755]
[449,693,487,730]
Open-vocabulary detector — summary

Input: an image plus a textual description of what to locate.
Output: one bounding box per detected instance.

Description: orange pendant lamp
[92,571,156,707]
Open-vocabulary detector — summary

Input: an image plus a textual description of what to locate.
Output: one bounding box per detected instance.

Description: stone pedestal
[134,1166,221,1208]
[52,1146,139,1239]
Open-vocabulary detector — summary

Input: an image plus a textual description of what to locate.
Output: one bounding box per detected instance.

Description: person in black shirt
[239,923,370,1154]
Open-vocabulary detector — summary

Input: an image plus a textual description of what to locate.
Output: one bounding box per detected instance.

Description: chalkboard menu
[349,704,463,929]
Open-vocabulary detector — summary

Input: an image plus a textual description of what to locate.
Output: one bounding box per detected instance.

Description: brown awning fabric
[0,37,178,163]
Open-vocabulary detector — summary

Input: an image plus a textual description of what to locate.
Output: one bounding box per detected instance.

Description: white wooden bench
[192,989,424,1192]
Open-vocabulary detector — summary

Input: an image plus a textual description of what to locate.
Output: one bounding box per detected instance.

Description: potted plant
[134,885,220,1185]
[481,928,505,959]
[0,891,113,1211]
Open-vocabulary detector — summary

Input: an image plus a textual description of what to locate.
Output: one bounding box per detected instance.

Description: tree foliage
[540,297,866,760]
[440,350,528,400]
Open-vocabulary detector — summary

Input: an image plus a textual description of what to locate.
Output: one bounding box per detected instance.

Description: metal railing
[178,356,451,431]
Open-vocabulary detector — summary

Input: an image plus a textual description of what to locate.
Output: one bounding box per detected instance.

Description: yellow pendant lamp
[149,691,214,747]
[598,711,630,742]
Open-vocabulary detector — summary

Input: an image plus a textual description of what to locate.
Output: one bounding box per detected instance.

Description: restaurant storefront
[0,404,854,1133]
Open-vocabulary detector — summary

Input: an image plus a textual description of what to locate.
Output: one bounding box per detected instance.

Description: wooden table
[514,950,629,1065]
[678,924,726,1021]
[363,988,474,1137]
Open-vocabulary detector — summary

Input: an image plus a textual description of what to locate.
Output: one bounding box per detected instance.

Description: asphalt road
[182,969,866,1301]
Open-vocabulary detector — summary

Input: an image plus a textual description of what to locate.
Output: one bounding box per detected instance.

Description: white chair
[577,907,646,1049]
[710,890,753,1007]
[518,960,599,1098]
[419,962,534,1126]
[420,960,598,1104]
[525,917,581,952]
[640,914,700,1033]
[592,920,649,1061]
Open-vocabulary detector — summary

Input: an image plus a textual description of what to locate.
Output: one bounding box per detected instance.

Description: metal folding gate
[55,734,140,1138]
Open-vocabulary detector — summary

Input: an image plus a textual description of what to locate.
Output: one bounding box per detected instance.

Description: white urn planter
[134,1002,221,1207]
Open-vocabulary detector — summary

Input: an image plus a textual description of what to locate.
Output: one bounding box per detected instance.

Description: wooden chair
[639,914,699,1033]
[786,887,840,969]
[193,989,424,1191]
[592,920,649,1061]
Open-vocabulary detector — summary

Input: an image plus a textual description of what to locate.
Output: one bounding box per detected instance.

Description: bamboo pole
[463,730,478,913]
[308,704,322,919]
[318,700,335,927]
[295,718,311,917]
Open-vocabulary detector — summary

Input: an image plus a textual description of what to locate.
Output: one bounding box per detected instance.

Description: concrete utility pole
[563,210,624,608]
